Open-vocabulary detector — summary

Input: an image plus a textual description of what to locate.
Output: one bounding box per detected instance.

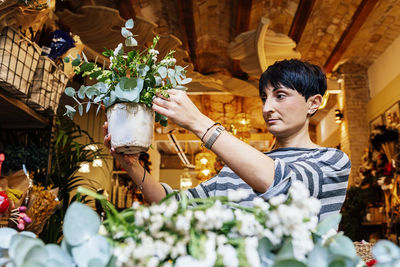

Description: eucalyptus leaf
[110,90,116,105]
[23,246,48,266]
[78,104,83,116]
[307,245,329,267]
[78,85,86,100]
[45,244,74,266]
[65,105,76,112]
[65,87,76,97]
[180,78,192,85]
[121,27,133,38]
[125,37,137,47]
[158,66,167,78]
[86,102,91,113]
[275,240,295,261]
[71,235,112,267]
[315,214,341,236]
[82,51,88,62]
[85,86,100,99]
[124,78,137,90]
[0,228,17,249]
[257,237,275,267]
[63,202,101,246]
[8,235,44,267]
[125,18,134,29]
[274,259,307,267]
[174,85,187,90]
[96,104,102,115]
[372,240,400,263]
[63,57,70,63]
[327,235,356,259]
[94,82,109,94]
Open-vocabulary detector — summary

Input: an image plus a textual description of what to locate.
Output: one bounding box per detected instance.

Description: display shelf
[0,89,50,128]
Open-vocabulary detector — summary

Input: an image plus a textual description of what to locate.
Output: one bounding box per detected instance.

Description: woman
[103,59,351,220]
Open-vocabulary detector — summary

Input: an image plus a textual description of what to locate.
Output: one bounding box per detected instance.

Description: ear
[307,94,323,115]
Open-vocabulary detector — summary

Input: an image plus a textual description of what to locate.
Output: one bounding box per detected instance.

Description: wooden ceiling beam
[324,0,379,73]
[231,0,252,79]
[177,0,198,71]
[117,0,137,20]
[288,0,316,44]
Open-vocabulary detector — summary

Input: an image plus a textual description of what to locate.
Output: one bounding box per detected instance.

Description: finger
[104,133,111,149]
[166,88,184,95]
[152,102,171,118]
[102,121,108,136]
[153,96,171,108]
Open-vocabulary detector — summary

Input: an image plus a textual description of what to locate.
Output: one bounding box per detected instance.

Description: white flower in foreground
[292,237,314,260]
[217,244,239,267]
[176,214,191,232]
[228,189,250,202]
[146,257,159,267]
[149,49,159,55]
[175,233,217,267]
[245,237,261,267]
[269,194,286,206]
[289,180,310,201]
[253,197,270,211]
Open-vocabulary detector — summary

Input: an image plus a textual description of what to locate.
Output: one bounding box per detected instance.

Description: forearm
[126,162,167,203]
[191,116,275,193]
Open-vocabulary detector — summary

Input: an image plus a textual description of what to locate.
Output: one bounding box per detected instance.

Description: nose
[262,98,274,115]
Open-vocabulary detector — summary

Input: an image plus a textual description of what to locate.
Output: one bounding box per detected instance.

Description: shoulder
[312,147,351,171]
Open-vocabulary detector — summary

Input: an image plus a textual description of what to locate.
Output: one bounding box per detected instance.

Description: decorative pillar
[337,62,370,186]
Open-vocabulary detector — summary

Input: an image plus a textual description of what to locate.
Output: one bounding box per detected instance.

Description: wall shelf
[0,89,50,129]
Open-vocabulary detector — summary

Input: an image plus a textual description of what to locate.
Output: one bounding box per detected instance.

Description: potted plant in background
[63,18,191,154]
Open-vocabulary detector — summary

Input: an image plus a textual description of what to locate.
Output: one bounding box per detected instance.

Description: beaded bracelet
[200,122,221,142]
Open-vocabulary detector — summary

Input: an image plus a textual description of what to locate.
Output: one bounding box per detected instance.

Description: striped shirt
[161,147,351,221]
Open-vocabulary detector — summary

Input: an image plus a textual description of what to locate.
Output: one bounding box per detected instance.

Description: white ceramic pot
[106,103,154,154]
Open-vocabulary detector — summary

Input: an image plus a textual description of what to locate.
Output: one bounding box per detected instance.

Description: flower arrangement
[1,182,400,266]
[63,18,191,127]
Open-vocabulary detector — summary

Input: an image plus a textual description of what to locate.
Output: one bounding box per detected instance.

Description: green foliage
[39,117,103,244]
[63,18,191,127]
[339,186,370,241]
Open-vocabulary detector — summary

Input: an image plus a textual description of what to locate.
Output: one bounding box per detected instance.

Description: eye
[277,93,286,100]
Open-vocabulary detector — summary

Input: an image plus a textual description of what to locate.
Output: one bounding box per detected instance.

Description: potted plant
[63,19,191,154]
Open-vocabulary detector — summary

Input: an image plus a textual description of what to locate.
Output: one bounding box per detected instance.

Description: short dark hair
[259,59,327,100]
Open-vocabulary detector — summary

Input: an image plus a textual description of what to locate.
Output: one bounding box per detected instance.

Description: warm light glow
[84,144,99,151]
[79,162,90,173]
[200,157,208,165]
[180,178,193,190]
[201,169,211,176]
[92,158,103,167]
[335,109,344,124]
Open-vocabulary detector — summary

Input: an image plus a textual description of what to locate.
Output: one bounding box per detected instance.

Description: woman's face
[261,85,313,138]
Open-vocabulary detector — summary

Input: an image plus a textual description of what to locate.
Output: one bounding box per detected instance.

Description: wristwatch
[204,125,225,149]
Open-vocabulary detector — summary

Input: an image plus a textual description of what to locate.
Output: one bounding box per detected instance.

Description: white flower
[245,237,261,267]
[149,49,159,55]
[262,228,281,246]
[176,214,191,232]
[217,244,239,267]
[228,189,250,202]
[98,225,108,236]
[302,198,322,215]
[253,197,270,211]
[146,257,159,267]
[114,43,123,56]
[292,237,314,260]
[171,241,187,258]
[289,180,310,201]
[269,194,286,206]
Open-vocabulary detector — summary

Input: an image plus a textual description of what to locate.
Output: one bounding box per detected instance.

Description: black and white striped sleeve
[258,149,351,200]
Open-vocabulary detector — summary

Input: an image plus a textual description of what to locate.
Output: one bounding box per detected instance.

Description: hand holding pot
[103,122,140,170]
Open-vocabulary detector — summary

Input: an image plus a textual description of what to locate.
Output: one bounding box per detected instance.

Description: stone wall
[337,62,370,186]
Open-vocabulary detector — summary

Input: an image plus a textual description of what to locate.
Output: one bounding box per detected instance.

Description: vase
[106,103,154,154]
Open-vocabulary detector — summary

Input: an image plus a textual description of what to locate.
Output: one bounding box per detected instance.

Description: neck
[274,123,318,149]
